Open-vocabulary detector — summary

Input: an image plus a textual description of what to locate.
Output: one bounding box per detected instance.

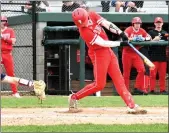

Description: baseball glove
[33,80,46,100]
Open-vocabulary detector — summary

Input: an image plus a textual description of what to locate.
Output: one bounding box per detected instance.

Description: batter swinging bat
[128,42,155,70]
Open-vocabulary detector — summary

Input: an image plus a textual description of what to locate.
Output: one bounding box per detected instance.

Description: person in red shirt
[69,8,147,114]
[123,17,151,95]
[1,16,20,98]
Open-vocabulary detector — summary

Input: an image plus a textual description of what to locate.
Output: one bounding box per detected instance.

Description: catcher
[1,73,46,100]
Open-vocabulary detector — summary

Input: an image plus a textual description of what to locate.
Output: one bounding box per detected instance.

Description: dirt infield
[1,107,168,126]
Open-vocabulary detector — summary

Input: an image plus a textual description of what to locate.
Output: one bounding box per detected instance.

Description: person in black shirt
[101,1,110,12]
[132,1,144,8]
[62,1,80,12]
[148,17,168,95]
[25,1,49,13]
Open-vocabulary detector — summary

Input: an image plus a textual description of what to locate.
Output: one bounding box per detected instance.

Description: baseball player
[1,73,46,100]
[69,8,147,114]
[123,17,151,95]
[148,17,168,95]
[1,16,19,97]
[138,46,150,95]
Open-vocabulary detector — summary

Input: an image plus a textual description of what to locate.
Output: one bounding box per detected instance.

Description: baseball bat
[164,34,169,37]
[128,42,155,70]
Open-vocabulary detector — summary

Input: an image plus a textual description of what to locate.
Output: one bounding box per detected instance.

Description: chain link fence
[5,1,167,13]
[1,1,36,93]
[41,1,168,13]
[1,1,168,95]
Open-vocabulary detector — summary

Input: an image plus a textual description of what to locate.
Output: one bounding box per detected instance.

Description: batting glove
[120,32,128,41]
[132,36,145,42]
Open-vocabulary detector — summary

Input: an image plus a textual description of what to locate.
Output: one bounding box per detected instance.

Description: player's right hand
[120,41,129,46]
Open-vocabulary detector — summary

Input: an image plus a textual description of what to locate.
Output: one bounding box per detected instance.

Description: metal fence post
[32,1,37,80]
[79,37,85,88]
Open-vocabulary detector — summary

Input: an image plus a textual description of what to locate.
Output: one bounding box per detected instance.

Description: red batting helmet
[72,8,89,27]
[132,17,142,24]
[1,16,8,26]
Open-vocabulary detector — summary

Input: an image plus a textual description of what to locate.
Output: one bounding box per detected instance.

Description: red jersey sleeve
[80,28,98,45]
[141,28,151,38]
[10,28,16,38]
[124,27,131,37]
[89,11,105,25]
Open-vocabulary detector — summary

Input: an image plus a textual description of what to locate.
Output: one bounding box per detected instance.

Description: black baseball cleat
[160,90,168,95]
[149,90,160,95]
[132,88,148,95]
[149,90,156,95]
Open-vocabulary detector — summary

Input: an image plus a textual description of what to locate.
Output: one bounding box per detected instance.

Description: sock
[18,78,33,87]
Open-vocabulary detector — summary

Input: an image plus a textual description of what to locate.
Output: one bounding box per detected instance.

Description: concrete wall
[36,22,46,81]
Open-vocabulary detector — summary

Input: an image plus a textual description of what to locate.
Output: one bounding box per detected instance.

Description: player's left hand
[132,36,145,42]
[33,80,46,100]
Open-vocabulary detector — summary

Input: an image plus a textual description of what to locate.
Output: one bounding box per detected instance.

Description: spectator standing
[25,1,49,13]
[62,1,80,12]
[131,1,144,12]
[132,1,144,8]
[166,1,169,5]
[101,1,110,12]
[77,1,92,11]
[111,0,135,12]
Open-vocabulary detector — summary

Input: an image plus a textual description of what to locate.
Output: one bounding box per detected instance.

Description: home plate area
[1,107,168,125]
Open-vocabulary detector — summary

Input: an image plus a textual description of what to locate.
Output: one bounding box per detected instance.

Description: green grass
[1,95,168,108]
[2,124,168,132]
[1,96,168,132]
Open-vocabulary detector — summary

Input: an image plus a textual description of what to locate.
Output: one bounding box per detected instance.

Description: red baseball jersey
[1,27,15,51]
[124,26,150,52]
[79,11,109,51]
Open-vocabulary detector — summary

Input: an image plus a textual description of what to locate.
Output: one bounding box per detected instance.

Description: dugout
[39,12,168,95]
